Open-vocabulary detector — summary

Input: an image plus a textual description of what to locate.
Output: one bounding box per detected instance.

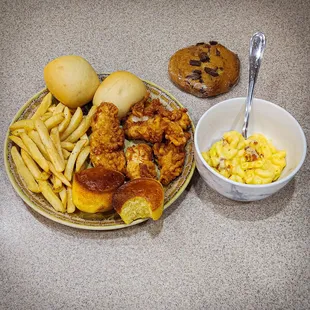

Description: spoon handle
[242,32,266,138]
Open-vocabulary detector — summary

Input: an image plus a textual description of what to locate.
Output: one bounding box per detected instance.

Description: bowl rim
[194,97,307,188]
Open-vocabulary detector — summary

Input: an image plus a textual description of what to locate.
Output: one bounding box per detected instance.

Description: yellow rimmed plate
[4,74,195,230]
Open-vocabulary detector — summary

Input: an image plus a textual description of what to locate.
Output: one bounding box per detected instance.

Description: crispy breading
[125,144,157,180]
[90,102,126,173]
[153,142,186,185]
[123,114,165,144]
[124,99,190,146]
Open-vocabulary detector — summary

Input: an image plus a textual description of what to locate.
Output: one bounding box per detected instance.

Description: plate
[4,74,195,230]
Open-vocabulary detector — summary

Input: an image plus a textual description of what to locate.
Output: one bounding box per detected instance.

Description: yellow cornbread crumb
[202,131,286,184]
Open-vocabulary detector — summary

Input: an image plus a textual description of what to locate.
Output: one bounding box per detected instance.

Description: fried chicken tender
[153,142,186,185]
[123,114,164,144]
[125,144,157,180]
[124,98,191,146]
[90,102,126,173]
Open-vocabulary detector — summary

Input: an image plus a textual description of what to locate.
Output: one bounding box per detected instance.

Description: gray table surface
[1,0,309,309]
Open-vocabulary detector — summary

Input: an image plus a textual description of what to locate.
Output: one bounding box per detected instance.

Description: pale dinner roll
[93,71,147,118]
[44,55,100,109]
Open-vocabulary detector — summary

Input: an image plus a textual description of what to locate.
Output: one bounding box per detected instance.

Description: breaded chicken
[124,98,190,146]
[123,114,164,144]
[125,144,157,180]
[90,102,126,173]
[153,142,186,185]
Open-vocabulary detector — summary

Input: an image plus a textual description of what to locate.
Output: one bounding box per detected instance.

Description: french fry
[59,188,67,210]
[75,146,90,172]
[80,133,89,146]
[9,119,35,131]
[58,107,71,133]
[9,136,30,154]
[44,113,64,130]
[53,102,65,115]
[64,139,86,181]
[62,148,71,159]
[20,132,49,172]
[21,149,42,179]
[47,105,56,112]
[11,129,25,136]
[37,171,51,181]
[60,107,83,141]
[35,120,65,172]
[40,112,53,122]
[31,92,53,120]
[50,174,63,192]
[60,141,75,151]
[38,180,65,212]
[65,106,96,143]
[67,187,76,213]
[11,146,40,193]
[27,130,50,160]
[48,162,71,187]
[50,127,65,164]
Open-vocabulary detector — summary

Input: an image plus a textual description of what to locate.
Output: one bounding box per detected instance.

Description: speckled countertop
[1,0,309,309]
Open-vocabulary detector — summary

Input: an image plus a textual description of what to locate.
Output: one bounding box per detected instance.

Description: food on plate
[125,144,157,180]
[123,98,191,146]
[153,141,186,185]
[93,71,147,118]
[202,131,286,184]
[112,178,164,224]
[168,41,240,98]
[44,55,100,108]
[8,69,193,225]
[8,91,95,213]
[11,146,40,193]
[90,102,126,173]
[72,167,125,213]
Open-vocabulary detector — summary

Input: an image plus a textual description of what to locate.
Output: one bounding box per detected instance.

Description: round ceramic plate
[4,74,195,230]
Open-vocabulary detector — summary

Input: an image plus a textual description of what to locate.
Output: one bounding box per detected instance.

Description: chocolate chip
[199,78,204,83]
[186,73,201,80]
[196,42,205,46]
[204,67,219,77]
[189,60,201,66]
[209,41,218,45]
[219,67,223,70]
[216,49,221,56]
[199,52,210,62]
[192,69,202,74]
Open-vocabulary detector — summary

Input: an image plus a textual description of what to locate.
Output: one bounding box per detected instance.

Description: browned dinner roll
[112,178,164,224]
[72,167,125,213]
[168,41,240,98]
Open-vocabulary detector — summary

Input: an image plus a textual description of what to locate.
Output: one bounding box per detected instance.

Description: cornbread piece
[168,41,240,98]
[72,167,125,213]
[113,178,164,224]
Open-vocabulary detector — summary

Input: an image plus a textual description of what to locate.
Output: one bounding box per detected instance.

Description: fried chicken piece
[125,144,157,180]
[90,150,126,172]
[123,114,165,144]
[163,119,189,146]
[90,102,126,173]
[153,142,186,185]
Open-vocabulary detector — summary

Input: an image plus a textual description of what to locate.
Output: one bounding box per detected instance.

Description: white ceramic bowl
[194,98,307,201]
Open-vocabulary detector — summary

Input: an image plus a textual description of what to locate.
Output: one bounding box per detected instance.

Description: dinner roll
[44,55,100,109]
[112,178,164,224]
[72,167,125,213]
[93,71,147,118]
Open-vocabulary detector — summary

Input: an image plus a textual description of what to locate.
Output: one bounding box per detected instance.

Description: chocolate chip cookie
[168,41,240,98]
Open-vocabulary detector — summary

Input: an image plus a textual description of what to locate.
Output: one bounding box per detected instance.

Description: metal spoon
[242,32,266,139]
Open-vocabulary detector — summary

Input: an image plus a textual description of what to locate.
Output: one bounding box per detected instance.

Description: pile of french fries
[9,92,96,213]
